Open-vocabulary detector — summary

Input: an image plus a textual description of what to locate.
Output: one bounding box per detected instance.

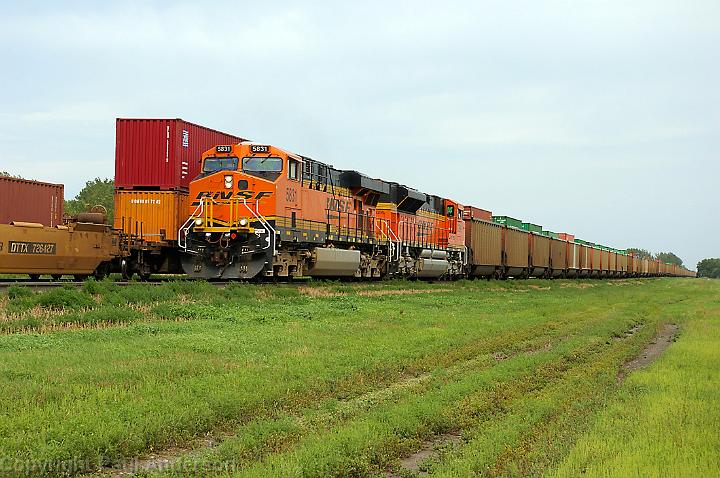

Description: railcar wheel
[73,275,89,281]
[29,274,40,281]
[51,274,62,281]
[120,259,133,280]
[93,263,109,281]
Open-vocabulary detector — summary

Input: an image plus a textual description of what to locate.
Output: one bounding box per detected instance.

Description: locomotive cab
[180,143,299,279]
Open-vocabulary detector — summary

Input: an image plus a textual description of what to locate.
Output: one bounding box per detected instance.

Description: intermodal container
[522,222,543,233]
[493,216,523,229]
[463,206,492,221]
[115,118,247,191]
[0,176,63,226]
[465,218,502,277]
[114,190,189,243]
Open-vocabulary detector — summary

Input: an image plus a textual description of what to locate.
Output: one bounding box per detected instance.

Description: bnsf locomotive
[177,142,695,281]
[180,143,466,280]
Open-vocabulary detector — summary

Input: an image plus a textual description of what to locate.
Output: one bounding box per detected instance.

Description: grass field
[0,278,717,477]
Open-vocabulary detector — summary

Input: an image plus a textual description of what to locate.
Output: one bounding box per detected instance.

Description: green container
[574,239,587,245]
[521,222,543,233]
[492,216,524,229]
[546,231,559,239]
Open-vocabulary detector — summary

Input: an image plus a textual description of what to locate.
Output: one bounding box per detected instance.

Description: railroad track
[0,277,308,290]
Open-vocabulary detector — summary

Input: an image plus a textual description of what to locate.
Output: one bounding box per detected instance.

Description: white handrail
[242,198,276,256]
[375,218,401,262]
[178,200,205,252]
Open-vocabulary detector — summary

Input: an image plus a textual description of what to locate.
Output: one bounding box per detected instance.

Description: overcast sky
[1,1,717,268]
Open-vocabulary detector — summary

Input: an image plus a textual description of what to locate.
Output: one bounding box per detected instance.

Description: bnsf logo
[192,190,273,206]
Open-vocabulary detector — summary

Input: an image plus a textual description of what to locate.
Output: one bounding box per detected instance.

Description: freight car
[178,141,695,280]
[0,215,122,279]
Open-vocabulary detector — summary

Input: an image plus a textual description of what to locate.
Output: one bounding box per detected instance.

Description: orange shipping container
[114,190,189,243]
[463,206,492,221]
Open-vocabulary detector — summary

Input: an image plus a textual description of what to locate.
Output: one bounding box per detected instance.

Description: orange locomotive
[179,142,466,280]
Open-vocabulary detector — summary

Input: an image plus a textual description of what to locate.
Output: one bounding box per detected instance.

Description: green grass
[547,284,720,478]
[0,278,716,477]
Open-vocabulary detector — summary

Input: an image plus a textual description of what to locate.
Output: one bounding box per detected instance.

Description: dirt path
[617,323,679,383]
[387,433,462,477]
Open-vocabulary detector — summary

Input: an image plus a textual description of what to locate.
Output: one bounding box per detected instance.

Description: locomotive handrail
[178,199,205,253]
[374,218,401,262]
[242,197,276,256]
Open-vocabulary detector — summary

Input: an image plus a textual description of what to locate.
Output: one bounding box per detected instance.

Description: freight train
[177,142,695,280]
[0,129,695,281]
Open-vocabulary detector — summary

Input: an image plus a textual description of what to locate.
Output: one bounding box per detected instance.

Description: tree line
[697,259,720,279]
[627,248,684,267]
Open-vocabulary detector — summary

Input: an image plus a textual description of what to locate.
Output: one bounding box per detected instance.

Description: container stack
[0,176,64,226]
[521,222,543,234]
[463,206,492,221]
[492,216,523,229]
[113,118,246,244]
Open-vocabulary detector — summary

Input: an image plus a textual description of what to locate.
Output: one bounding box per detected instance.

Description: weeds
[0,278,715,478]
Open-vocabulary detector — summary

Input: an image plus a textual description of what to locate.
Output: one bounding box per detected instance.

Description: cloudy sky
[1,1,717,268]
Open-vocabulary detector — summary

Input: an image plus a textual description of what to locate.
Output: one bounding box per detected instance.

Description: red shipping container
[558,233,575,242]
[115,118,247,190]
[463,205,492,221]
[0,176,64,226]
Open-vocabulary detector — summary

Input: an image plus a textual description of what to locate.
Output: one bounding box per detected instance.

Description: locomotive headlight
[194,218,203,226]
[224,175,233,189]
[239,218,248,227]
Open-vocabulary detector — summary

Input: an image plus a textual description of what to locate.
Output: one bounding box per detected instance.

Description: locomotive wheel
[93,263,109,281]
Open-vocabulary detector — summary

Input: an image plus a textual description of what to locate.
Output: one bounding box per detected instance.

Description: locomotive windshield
[203,157,239,173]
[242,157,283,172]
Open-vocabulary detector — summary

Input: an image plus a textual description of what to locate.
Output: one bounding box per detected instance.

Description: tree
[697,259,720,279]
[656,252,683,266]
[627,248,653,260]
[0,171,23,178]
[65,178,115,225]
